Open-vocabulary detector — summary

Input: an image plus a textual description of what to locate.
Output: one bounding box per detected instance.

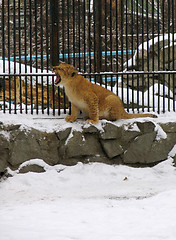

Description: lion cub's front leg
[65,104,79,122]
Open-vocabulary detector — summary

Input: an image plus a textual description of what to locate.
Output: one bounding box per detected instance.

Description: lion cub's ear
[71,71,77,77]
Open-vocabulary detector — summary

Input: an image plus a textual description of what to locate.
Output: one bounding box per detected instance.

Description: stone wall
[0,120,176,176]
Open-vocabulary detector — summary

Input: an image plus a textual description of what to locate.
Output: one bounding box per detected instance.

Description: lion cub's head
[53,62,78,86]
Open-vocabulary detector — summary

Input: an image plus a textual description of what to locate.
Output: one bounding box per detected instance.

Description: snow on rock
[169,145,176,158]
[154,122,167,140]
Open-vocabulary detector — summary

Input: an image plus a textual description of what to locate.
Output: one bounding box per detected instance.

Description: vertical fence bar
[120,0,124,103]
[24,0,28,114]
[88,0,91,74]
[18,0,22,113]
[50,0,59,115]
[50,0,59,66]
[172,0,175,111]
[62,0,65,63]
[57,1,60,115]
[168,0,170,112]
[73,0,76,66]
[115,0,118,93]
[131,0,134,112]
[125,0,129,111]
[93,0,96,79]
[146,0,150,112]
[95,0,102,84]
[141,0,144,112]
[62,1,67,114]
[13,0,17,114]
[68,0,71,115]
[157,0,160,114]
[67,0,70,64]
[2,0,6,113]
[7,0,11,114]
[52,75,55,116]
[104,0,108,88]
[78,0,81,70]
[29,0,33,114]
[109,0,113,90]
[35,0,38,114]
[162,0,165,113]
[40,0,44,114]
[46,0,50,115]
[83,0,86,72]
[136,0,139,112]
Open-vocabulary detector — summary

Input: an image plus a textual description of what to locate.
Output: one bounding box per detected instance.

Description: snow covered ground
[0,112,176,240]
[0,159,176,240]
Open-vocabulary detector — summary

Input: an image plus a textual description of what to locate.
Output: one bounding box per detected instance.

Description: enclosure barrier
[0,0,176,115]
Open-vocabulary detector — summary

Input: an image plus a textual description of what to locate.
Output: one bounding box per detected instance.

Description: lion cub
[53,62,156,124]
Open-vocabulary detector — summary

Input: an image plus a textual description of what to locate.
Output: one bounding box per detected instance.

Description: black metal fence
[0,0,176,115]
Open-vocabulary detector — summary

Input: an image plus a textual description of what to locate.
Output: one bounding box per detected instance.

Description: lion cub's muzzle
[55,73,61,85]
[53,66,62,85]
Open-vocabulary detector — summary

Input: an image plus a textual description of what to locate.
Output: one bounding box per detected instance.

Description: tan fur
[53,62,157,124]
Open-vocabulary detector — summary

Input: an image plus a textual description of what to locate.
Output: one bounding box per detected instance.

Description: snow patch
[124,122,140,132]
[154,123,167,140]
[169,144,176,158]
[0,130,11,141]
[0,60,54,85]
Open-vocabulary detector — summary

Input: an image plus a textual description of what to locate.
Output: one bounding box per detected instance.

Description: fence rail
[0,0,176,115]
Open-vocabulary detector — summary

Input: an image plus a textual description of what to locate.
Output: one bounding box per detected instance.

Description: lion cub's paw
[65,115,77,122]
[86,119,98,125]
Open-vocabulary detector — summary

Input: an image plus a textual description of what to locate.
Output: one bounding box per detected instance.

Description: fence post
[50,0,59,67]
[95,0,102,82]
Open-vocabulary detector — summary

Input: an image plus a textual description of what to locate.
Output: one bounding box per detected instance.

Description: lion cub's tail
[122,112,157,119]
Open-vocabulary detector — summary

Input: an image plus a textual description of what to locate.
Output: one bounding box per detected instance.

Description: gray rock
[0,133,10,149]
[37,132,60,165]
[147,133,176,163]
[65,131,105,159]
[58,157,84,166]
[159,123,176,133]
[152,38,169,52]
[0,157,8,173]
[3,124,21,131]
[82,125,98,134]
[123,35,176,97]
[100,139,124,159]
[136,121,155,133]
[9,129,60,166]
[86,155,112,164]
[0,133,10,172]
[123,132,156,164]
[100,122,122,140]
[9,129,43,166]
[160,43,176,63]
[121,128,141,143]
[56,128,72,141]
[19,164,45,173]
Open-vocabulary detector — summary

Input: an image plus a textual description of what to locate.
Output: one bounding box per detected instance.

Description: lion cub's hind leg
[85,94,99,124]
[105,95,125,121]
